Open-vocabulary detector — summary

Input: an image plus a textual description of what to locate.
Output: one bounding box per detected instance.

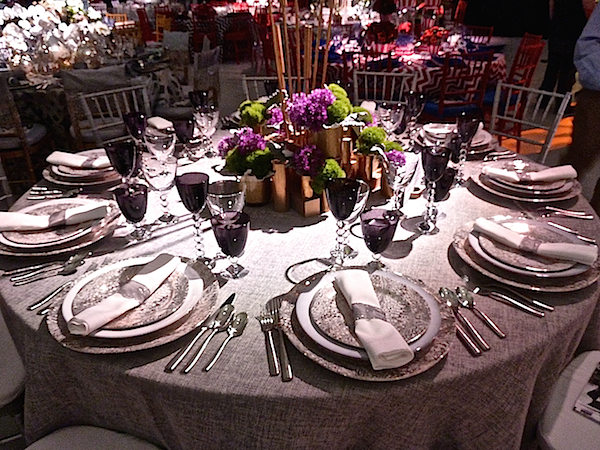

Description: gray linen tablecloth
[1,156,600,450]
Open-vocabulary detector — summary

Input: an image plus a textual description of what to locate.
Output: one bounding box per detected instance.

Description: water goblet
[416,143,451,235]
[455,109,482,184]
[376,102,405,138]
[207,180,245,218]
[145,128,177,161]
[175,172,211,265]
[141,154,177,224]
[360,208,401,269]
[104,139,138,183]
[211,212,250,279]
[113,182,150,241]
[325,178,370,269]
[193,105,220,158]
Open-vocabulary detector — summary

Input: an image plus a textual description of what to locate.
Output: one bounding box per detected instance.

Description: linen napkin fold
[473,218,598,266]
[334,270,414,370]
[481,164,577,184]
[67,254,182,336]
[46,151,111,170]
[147,116,174,131]
[0,201,109,232]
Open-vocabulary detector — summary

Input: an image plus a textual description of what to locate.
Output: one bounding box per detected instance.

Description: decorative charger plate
[0,199,109,249]
[470,163,582,203]
[297,270,442,359]
[470,129,493,149]
[484,176,573,196]
[47,258,219,354]
[0,201,119,257]
[43,168,121,188]
[279,269,455,381]
[452,222,600,292]
[468,217,590,278]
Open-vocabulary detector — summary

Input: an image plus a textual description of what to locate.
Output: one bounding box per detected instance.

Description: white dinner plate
[470,129,493,148]
[62,257,204,339]
[296,270,441,360]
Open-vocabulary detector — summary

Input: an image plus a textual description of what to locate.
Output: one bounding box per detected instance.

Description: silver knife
[488,291,545,317]
[165,293,235,372]
[546,221,596,245]
[456,322,482,356]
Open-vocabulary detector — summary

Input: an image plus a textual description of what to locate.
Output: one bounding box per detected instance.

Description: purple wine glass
[417,144,451,235]
[211,212,250,279]
[175,172,211,263]
[360,208,400,268]
[123,111,147,142]
[455,110,482,184]
[104,139,138,182]
[113,183,150,241]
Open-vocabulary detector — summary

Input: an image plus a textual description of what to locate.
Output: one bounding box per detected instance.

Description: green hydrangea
[240,102,267,127]
[327,83,349,99]
[384,140,403,152]
[311,158,346,195]
[224,148,248,176]
[352,106,373,124]
[245,148,274,179]
[357,126,386,154]
[327,97,352,125]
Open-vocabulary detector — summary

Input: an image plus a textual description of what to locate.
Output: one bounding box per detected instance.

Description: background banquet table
[1,152,599,450]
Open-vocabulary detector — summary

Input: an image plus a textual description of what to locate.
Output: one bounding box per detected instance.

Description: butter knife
[165,293,235,373]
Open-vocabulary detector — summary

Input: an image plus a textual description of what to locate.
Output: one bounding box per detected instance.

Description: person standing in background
[560,1,600,213]
[539,0,588,95]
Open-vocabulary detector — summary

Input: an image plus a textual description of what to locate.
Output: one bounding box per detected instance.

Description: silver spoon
[440,287,490,351]
[455,287,506,338]
[204,312,248,372]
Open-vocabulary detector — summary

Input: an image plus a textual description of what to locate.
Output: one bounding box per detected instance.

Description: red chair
[136,8,156,44]
[154,5,173,42]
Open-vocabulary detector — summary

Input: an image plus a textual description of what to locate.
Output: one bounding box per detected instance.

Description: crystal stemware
[416,143,451,235]
[113,182,150,241]
[376,102,405,138]
[123,111,147,144]
[455,109,482,184]
[193,105,219,158]
[175,172,211,265]
[325,178,370,269]
[405,91,426,150]
[104,139,138,183]
[142,154,177,224]
[360,208,401,269]
[211,212,250,279]
[145,129,177,161]
[173,119,199,160]
[207,180,245,218]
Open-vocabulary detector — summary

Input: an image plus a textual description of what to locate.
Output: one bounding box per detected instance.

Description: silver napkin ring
[352,303,386,321]
[519,236,541,253]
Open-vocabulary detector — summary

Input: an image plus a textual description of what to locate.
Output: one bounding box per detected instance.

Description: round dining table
[1,149,599,450]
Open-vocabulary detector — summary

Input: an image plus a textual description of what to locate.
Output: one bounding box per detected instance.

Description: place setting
[452,215,600,293]
[0,198,120,257]
[42,149,122,189]
[45,253,220,354]
[470,159,583,203]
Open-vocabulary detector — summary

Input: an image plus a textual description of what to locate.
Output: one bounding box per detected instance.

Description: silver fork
[257,313,280,376]
[266,297,293,382]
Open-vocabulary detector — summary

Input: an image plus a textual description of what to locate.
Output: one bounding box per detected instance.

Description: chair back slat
[353,71,417,104]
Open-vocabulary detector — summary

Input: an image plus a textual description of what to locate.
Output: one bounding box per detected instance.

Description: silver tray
[46,259,219,354]
[279,269,455,381]
[452,222,600,292]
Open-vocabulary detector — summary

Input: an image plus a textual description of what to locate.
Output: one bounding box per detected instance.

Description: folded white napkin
[67,254,182,336]
[482,164,577,184]
[473,218,598,266]
[147,116,174,131]
[0,201,109,232]
[334,270,414,370]
[46,151,111,169]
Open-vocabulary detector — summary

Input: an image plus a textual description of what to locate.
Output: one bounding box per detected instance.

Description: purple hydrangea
[218,127,266,158]
[287,88,336,131]
[387,150,406,166]
[267,106,283,126]
[292,145,325,177]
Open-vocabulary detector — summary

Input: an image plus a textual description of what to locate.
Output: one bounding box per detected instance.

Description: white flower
[87,7,102,21]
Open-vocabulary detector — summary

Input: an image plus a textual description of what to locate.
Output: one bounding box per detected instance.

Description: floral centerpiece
[418,26,448,56]
[0,0,110,75]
